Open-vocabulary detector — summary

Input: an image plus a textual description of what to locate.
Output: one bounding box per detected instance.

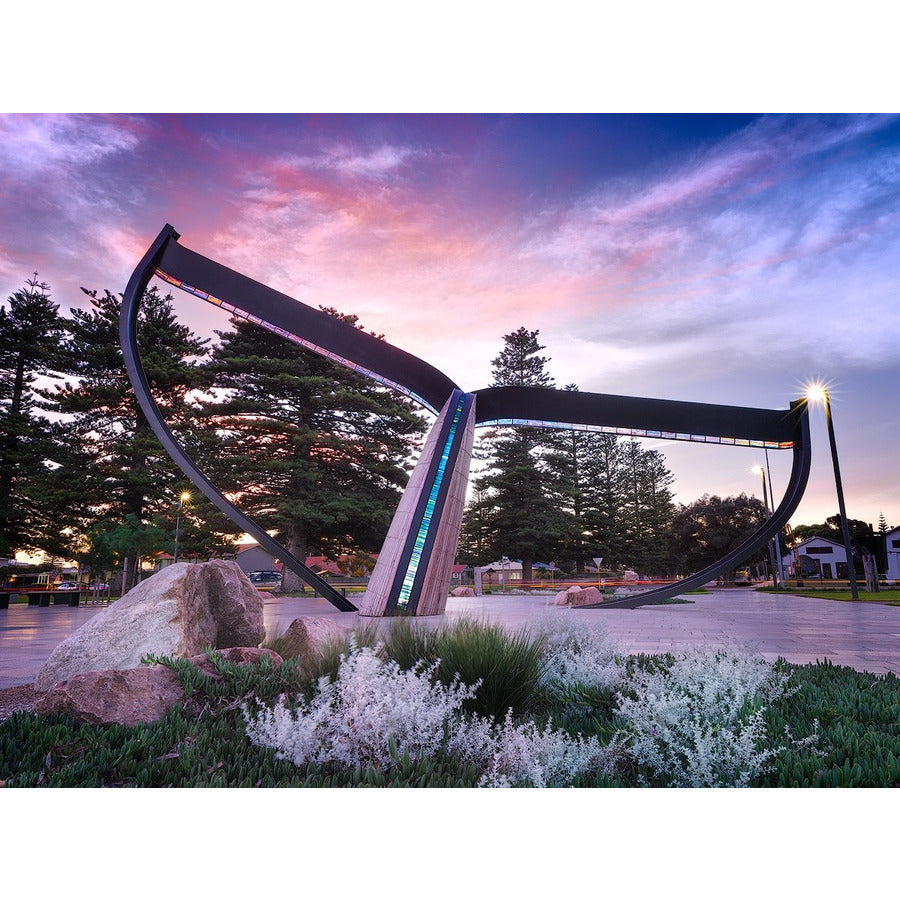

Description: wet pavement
[2,587,899,689]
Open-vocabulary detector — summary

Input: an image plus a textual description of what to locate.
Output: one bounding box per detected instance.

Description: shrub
[532,612,625,695]
[377,616,440,671]
[469,712,625,788]
[613,647,793,787]
[244,641,480,770]
[243,640,619,787]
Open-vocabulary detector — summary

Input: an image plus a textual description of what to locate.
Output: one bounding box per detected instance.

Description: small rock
[34,666,185,727]
[188,647,284,679]
[277,616,353,661]
[567,586,605,607]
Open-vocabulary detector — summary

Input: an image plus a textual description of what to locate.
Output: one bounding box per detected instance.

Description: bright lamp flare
[805,383,827,404]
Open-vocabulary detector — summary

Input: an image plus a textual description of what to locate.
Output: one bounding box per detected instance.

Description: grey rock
[34,666,186,727]
[35,561,265,693]
[567,586,605,607]
[278,616,354,662]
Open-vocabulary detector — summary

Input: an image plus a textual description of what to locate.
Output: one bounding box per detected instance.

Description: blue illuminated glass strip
[396,394,467,608]
[156,268,437,415]
[476,417,789,449]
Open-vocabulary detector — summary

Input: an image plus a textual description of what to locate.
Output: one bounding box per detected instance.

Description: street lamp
[173,491,191,564]
[752,465,780,587]
[806,383,859,599]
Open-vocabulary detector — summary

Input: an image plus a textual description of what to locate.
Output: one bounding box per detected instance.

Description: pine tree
[579,433,629,570]
[456,487,500,567]
[0,276,66,557]
[41,286,211,588]
[194,310,425,591]
[470,327,563,582]
[489,326,554,389]
[632,445,676,574]
[616,439,676,574]
[876,512,891,571]
[542,384,603,575]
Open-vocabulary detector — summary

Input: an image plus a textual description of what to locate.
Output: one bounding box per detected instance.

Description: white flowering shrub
[532,612,626,695]
[244,642,479,770]
[613,647,793,787]
[243,640,619,786]
[469,712,625,788]
[244,618,815,788]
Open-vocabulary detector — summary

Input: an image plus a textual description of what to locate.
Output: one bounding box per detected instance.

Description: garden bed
[1,617,897,787]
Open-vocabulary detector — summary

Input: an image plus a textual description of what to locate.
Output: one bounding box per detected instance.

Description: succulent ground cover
[0,617,897,787]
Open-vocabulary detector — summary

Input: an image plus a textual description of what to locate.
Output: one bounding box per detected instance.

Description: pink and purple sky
[2,113,899,530]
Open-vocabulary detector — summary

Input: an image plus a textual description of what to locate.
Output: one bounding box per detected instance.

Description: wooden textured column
[359,391,476,617]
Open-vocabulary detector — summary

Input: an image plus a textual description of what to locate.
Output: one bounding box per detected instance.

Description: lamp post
[806,384,859,599]
[173,491,190,564]
[752,465,779,587]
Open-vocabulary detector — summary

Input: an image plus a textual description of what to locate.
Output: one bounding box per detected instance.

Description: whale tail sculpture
[122,225,811,615]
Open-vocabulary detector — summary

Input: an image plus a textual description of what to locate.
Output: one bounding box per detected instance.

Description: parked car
[89,582,110,590]
[56,581,81,590]
[248,571,281,591]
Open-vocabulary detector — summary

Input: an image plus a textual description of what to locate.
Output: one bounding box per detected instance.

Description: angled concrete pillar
[359,390,476,617]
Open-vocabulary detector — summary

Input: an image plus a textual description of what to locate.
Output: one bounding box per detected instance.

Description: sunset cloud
[2,113,899,525]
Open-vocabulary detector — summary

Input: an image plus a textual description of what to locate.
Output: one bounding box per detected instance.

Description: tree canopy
[192,309,425,590]
[666,493,767,574]
[0,276,66,557]
[468,327,564,581]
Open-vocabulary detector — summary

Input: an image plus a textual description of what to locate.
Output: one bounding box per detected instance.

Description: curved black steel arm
[155,235,459,414]
[120,225,358,611]
[474,385,799,446]
[582,400,811,607]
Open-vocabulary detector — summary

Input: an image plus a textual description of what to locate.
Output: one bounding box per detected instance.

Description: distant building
[782,536,849,580]
[480,559,523,585]
[450,564,469,584]
[153,551,176,570]
[884,526,900,581]
[233,542,347,578]
[305,556,343,576]
[234,543,280,575]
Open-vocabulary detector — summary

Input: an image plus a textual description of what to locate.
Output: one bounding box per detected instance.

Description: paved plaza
[2,587,899,689]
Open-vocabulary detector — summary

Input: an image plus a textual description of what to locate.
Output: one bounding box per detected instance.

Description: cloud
[141,115,900,396]
[287,144,427,180]
[0,113,140,176]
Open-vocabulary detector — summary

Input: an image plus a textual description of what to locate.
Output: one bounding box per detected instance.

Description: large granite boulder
[451,586,475,597]
[35,561,265,693]
[34,666,186,727]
